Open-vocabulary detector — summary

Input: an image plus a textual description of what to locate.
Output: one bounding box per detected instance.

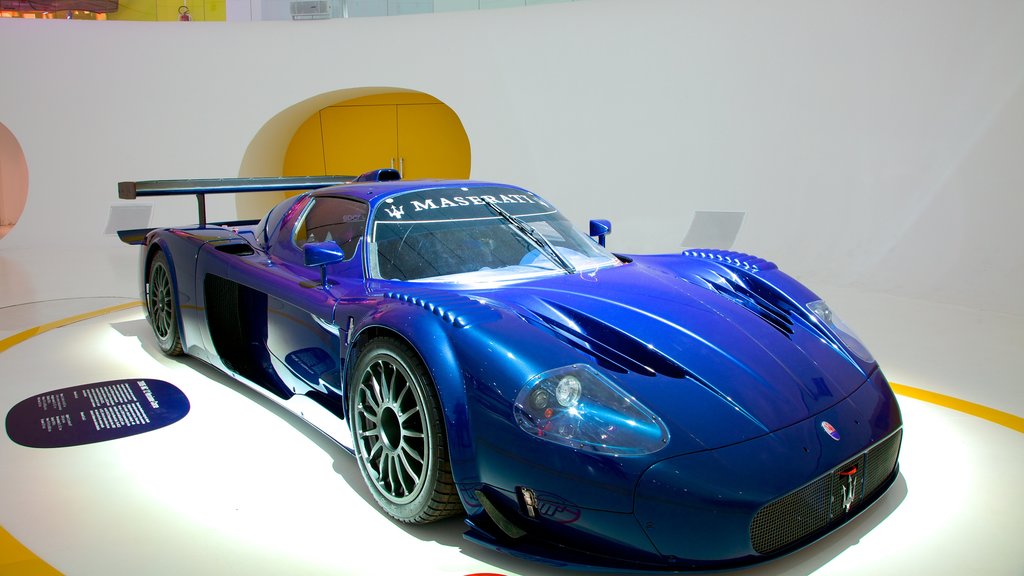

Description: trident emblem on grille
[839,465,858,513]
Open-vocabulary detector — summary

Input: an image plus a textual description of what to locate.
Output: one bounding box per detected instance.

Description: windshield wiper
[483,199,577,274]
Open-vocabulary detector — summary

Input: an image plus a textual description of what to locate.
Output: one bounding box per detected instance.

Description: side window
[293,196,368,261]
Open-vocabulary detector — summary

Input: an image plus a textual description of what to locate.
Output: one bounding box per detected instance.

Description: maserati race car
[117,169,902,571]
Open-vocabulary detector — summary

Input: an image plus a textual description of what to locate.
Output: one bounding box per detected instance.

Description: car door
[263,195,369,396]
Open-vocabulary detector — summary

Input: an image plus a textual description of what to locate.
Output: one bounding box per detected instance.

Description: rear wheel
[349,337,461,523]
[147,250,183,356]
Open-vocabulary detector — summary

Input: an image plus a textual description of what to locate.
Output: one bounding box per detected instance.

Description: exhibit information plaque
[5,379,189,448]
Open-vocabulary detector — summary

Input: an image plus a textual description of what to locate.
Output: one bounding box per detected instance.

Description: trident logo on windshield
[385,205,405,219]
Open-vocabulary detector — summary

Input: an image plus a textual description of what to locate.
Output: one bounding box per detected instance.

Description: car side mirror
[589,219,612,247]
[303,241,344,289]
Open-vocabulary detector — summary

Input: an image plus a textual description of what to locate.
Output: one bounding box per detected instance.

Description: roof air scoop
[354,168,401,183]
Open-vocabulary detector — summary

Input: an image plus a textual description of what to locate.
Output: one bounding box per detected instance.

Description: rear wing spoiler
[117,175,355,228]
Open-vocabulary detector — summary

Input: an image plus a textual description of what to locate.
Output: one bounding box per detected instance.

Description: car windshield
[367,186,620,283]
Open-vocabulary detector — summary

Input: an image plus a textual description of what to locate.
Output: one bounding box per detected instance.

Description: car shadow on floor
[110,315,910,576]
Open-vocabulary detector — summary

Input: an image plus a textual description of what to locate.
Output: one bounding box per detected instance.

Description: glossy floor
[0,247,1021,576]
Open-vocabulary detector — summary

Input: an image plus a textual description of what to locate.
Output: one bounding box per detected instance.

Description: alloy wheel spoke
[397,449,422,483]
[396,382,411,407]
[373,370,385,404]
[359,388,382,418]
[398,406,420,423]
[393,455,403,492]
[388,367,403,403]
[403,444,424,464]
[384,453,397,492]
[363,391,381,414]
[376,362,391,405]
[368,442,383,466]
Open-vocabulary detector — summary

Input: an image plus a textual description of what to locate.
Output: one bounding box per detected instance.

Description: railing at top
[1,0,581,21]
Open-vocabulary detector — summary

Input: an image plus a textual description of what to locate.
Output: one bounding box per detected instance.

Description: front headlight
[513,364,669,455]
[807,300,874,363]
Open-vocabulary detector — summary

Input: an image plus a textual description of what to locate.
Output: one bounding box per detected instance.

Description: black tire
[349,337,461,523]
[147,250,183,356]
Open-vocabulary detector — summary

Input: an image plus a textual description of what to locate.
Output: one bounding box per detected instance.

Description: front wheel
[147,250,183,356]
[349,337,461,523]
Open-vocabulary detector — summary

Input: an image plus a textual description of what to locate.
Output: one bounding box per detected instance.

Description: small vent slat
[384,290,500,329]
[682,249,777,272]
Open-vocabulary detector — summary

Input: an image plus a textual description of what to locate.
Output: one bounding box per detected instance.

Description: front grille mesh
[750,429,902,555]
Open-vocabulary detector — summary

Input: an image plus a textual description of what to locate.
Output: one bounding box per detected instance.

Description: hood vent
[699,272,796,336]
[679,250,801,337]
[531,302,688,379]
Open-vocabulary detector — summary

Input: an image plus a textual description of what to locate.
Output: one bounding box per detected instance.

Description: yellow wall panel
[203,0,225,20]
[397,104,471,179]
[108,0,156,20]
[156,0,185,22]
[320,105,398,176]
[283,113,326,177]
[108,0,224,20]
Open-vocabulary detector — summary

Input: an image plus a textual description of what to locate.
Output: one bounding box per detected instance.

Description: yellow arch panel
[282,91,471,182]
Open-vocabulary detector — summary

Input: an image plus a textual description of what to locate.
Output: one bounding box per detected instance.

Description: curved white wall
[1,0,1022,316]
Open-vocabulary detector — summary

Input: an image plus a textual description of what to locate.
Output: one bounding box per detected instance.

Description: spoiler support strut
[197,193,206,227]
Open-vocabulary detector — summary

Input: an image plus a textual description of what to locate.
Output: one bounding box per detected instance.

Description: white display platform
[0,299,1021,575]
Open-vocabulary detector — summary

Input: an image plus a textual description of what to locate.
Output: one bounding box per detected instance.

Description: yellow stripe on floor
[0,301,141,355]
[0,526,60,576]
[891,382,1024,434]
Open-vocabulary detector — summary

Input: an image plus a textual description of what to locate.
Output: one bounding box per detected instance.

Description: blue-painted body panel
[131,178,902,570]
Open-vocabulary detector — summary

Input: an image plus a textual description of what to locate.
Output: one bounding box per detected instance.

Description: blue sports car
[118,169,902,571]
